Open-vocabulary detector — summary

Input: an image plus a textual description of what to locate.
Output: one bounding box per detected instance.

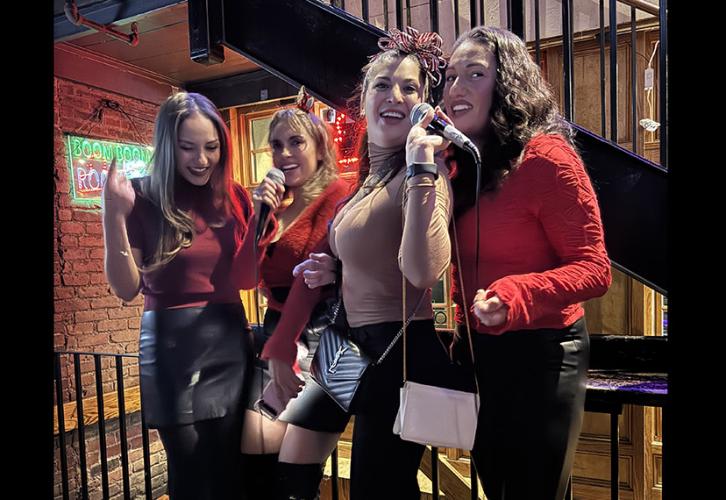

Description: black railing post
[510,0,524,40]
[406,0,412,27]
[431,447,439,499]
[471,459,478,499]
[429,0,439,34]
[116,356,131,499]
[659,0,667,168]
[610,0,619,142]
[470,0,477,30]
[395,0,403,29]
[331,446,339,500]
[362,0,369,23]
[141,410,153,499]
[94,355,110,499]
[600,0,607,136]
[535,0,541,66]
[631,7,637,155]
[74,353,89,500]
[54,354,70,500]
[454,0,461,38]
[562,0,574,120]
[384,0,389,30]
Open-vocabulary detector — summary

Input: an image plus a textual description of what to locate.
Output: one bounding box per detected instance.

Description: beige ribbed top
[329,145,452,328]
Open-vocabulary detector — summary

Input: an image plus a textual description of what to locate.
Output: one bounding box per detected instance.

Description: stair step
[321,445,485,499]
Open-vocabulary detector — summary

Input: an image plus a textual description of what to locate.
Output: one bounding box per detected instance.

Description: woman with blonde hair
[239,88,350,499]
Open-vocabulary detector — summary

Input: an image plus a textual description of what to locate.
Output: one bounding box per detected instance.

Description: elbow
[581,256,612,298]
[106,272,140,303]
[111,284,139,303]
[404,268,441,290]
[401,254,449,290]
[598,260,613,294]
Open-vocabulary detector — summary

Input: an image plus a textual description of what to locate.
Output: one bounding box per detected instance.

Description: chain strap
[452,216,480,399]
[377,291,427,366]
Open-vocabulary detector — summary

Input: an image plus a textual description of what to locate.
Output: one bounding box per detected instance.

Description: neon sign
[65,134,152,205]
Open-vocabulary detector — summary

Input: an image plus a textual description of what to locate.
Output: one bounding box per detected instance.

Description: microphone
[255,167,286,244]
[410,103,480,162]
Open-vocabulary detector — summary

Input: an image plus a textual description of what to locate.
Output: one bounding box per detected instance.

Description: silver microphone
[410,103,480,161]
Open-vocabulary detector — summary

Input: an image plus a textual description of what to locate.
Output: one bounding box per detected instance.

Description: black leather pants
[464,318,589,500]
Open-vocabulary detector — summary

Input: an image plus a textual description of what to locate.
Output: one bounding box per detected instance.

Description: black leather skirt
[139,303,253,428]
[246,305,350,433]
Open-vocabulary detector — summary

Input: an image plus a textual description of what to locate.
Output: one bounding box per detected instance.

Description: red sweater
[451,134,612,335]
[127,180,274,311]
[260,179,350,312]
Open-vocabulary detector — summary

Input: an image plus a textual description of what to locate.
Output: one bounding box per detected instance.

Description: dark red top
[127,179,273,311]
[260,178,350,312]
[451,134,612,335]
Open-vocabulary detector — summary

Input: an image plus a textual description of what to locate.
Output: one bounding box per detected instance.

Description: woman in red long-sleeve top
[239,97,350,499]
[443,27,612,500]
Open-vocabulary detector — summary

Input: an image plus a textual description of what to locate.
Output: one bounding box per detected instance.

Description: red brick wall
[54,413,168,500]
[53,75,157,400]
[54,44,177,499]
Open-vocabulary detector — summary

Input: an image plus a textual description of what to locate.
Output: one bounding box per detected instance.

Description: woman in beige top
[261,27,456,500]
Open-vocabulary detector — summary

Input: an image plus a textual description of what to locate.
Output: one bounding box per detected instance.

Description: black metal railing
[54,338,666,500]
[54,351,153,500]
[322,0,667,167]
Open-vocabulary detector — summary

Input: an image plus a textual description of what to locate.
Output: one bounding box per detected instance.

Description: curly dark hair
[447,26,576,214]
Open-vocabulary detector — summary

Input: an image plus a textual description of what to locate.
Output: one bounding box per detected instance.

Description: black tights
[157,412,243,500]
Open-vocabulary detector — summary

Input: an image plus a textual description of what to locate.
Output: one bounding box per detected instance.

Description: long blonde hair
[268,107,338,206]
[140,92,245,271]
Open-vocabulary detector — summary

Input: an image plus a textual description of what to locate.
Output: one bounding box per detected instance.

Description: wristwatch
[406,162,439,180]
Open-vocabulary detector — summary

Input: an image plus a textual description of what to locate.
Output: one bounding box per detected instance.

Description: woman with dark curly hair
[442,27,612,500]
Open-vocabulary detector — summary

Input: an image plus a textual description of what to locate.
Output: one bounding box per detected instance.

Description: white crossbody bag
[392,191,480,450]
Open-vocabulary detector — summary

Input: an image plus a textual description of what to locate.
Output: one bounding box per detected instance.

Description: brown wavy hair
[139,92,246,271]
[346,50,436,196]
[446,26,576,214]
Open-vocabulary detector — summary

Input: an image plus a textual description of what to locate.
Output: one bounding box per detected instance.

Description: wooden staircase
[319,420,484,500]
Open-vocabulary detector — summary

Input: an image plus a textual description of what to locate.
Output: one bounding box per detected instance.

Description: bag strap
[377,290,427,366]
[451,216,480,399]
[399,183,480,397]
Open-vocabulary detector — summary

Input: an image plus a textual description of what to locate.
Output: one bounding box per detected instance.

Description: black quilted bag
[309,298,370,412]
[310,293,426,412]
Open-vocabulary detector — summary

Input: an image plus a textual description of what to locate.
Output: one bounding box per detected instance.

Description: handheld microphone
[410,103,480,163]
[255,168,286,244]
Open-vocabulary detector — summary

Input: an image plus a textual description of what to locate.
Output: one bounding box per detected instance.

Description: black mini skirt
[139,303,253,428]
